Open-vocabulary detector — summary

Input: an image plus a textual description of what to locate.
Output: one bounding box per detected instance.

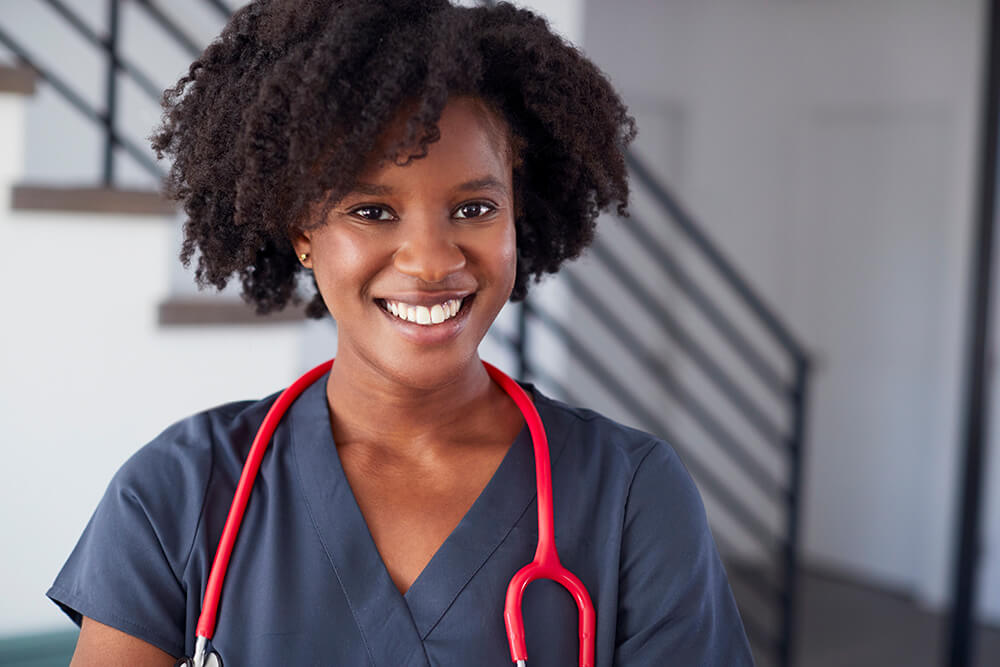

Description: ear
[289,228,313,269]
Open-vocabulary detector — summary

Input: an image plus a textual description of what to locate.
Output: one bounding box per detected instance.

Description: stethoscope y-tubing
[484,363,595,666]
[189,359,595,667]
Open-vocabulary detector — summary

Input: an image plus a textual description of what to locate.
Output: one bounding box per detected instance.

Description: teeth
[382,298,464,326]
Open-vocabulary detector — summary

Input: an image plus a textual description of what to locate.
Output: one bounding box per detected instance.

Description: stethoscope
[176,358,595,667]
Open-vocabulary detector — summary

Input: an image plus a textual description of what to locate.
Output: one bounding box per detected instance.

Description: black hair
[151,0,635,318]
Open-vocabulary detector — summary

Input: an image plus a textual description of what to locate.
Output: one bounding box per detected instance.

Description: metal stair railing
[0,0,228,185]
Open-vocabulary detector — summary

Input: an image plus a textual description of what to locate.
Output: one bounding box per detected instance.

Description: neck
[324,351,504,457]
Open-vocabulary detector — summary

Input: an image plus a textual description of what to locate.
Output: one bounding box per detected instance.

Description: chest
[199,415,605,666]
[338,440,511,594]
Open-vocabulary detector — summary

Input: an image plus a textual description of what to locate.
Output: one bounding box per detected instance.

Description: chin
[374,345,484,391]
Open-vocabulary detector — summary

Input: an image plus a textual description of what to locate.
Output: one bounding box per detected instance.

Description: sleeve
[46,418,215,659]
[614,441,754,666]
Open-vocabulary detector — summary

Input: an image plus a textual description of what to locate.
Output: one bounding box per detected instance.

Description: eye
[453,202,496,220]
[348,205,395,222]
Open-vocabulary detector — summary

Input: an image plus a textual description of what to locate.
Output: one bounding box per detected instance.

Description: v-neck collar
[289,370,568,663]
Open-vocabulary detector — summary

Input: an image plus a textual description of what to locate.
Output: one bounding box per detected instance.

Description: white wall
[581,0,993,622]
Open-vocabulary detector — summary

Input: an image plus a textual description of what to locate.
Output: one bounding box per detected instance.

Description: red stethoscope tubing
[484,363,596,667]
[195,358,333,639]
[193,358,595,667]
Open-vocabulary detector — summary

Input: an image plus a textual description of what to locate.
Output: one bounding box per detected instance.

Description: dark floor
[795,569,1000,667]
[731,564,1000,667]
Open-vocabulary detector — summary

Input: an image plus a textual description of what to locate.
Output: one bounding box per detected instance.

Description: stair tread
[158,296,308,326]
[0,64,36,95]
[11,184,175,216]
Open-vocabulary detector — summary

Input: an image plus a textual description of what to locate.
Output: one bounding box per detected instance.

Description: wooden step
[158,296,308,326]
[0,64,36,95]
[11,184,175,216]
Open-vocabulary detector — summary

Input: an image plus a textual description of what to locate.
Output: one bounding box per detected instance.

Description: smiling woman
[47,1,753,666]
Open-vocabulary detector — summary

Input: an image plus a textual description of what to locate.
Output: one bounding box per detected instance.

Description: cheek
[479,220,518,293]
[311,228,384,298]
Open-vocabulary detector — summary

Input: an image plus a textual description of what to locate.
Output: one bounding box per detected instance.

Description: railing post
[102,0,120,185]
[946,0,1000,663]
[780,356,809,667]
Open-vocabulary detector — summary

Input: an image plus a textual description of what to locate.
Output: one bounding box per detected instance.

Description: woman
[49,1,753,664]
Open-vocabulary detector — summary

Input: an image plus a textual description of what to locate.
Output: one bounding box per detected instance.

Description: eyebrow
[348,176,510,197]
[455,176,509,196]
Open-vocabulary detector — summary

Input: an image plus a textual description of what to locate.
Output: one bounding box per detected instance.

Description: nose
[392,218,466,283]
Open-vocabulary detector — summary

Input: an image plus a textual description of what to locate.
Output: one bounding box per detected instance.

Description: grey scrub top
[48,371,753,666]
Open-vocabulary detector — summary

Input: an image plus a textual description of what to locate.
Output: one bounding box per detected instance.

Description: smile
[379,297,467,325]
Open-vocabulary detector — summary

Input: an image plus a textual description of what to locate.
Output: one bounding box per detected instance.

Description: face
[292,97,517,389]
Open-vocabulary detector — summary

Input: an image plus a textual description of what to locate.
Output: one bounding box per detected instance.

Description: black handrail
[780,356,810,666]
[623,211,790,399]
[204,0,235,20]
[0,24,163,179]
[627,152,809,361]
[525,301,786,557]
[131,0,202,58]
[102,0,119,184]
[560,267,787,502]
[587,237,789,451]
[41,0,162,101]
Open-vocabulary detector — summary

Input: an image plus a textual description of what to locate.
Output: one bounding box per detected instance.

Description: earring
[299,253,309,263]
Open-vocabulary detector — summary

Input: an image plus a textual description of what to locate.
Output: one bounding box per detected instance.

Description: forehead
[359,97,513,184]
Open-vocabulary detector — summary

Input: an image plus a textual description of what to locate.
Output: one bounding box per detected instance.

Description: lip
[374,293,476,344]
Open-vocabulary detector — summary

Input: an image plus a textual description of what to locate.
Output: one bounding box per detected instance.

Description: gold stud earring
[299,253,309,263]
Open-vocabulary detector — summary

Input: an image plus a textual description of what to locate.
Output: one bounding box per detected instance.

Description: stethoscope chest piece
[174,648,222,667]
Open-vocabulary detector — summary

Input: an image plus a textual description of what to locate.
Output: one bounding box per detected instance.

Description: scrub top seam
[417,404,575,641]
[123,487,188,593]
[417,486,538,641]
[606,438,659,657]
[179,415,219,583]
[620,438,663,522]
[289,415,377,667]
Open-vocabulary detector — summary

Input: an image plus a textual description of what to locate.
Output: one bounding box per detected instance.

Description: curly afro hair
[151,0,636,318]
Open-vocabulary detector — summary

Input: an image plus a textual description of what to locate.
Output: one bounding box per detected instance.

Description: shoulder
[48,392,279,654]
[532,387,682,487]
[113,393,280,498]
[95,392,283,578]
[532,387,705,540]
[529,389,752,662]
[533,394,755,663]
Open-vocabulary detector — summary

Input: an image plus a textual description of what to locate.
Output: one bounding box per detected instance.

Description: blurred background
[1,0,998,665]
